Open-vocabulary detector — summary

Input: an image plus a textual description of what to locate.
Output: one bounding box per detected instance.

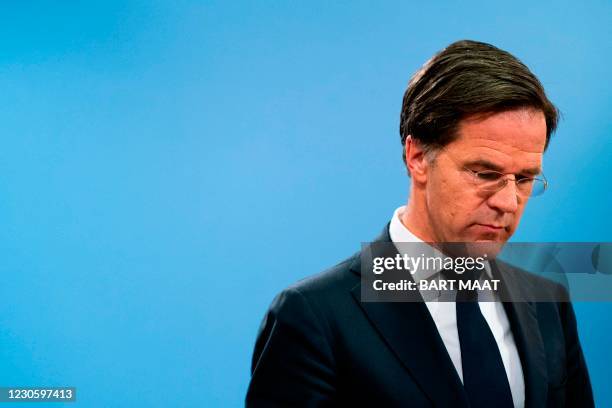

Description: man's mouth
[475,223,505,230]
[471,223,508,237]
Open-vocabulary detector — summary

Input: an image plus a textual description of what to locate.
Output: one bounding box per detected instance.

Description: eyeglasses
[440,149,548,198]
[463,167,548,197]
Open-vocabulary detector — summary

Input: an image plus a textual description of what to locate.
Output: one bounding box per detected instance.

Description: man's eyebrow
[519,167,542,176]
[464,159,503,171]
[465,159,542,175]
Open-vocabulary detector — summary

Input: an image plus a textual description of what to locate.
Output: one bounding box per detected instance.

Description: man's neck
[401,195,436,242]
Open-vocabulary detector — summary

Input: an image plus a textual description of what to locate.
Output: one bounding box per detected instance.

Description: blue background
[1,1,610,406]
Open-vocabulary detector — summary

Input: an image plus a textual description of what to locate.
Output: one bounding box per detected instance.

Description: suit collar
[349,224,470,407]
[492,261,549,408]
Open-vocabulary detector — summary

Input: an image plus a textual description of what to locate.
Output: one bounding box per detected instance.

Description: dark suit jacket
[246,225,594,407]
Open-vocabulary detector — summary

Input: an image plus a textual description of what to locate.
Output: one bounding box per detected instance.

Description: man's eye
[475,171,501,181]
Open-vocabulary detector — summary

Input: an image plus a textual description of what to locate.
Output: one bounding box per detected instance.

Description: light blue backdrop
[0,1,610,406]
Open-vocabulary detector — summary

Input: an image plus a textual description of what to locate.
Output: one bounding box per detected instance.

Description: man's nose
[487,179,519,213]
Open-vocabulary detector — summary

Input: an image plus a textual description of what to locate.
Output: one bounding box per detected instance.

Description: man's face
[424,108,547,243]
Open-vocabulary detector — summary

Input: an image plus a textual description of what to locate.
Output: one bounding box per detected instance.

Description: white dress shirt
[388,206,525,408]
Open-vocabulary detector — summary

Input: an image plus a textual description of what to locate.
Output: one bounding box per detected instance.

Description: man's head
[399,40,558,244]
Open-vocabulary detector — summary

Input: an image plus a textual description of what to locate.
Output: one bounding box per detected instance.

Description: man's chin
[464,241,505,259]
[435,240,506,260]
[461,231,510,258]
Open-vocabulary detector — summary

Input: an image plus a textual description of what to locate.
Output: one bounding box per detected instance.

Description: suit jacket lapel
[492,260,548,408]
[350,226,470,407]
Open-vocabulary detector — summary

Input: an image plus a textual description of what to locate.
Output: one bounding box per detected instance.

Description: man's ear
[405,136,429,183]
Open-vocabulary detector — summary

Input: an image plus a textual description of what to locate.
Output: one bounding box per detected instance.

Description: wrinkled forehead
[448,109,547,171]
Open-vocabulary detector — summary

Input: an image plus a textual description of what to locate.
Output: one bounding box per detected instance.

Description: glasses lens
[473,171,505,191]
[529,179,546,197]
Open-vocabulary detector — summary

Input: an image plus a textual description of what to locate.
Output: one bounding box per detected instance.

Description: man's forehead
[452,109,548,155]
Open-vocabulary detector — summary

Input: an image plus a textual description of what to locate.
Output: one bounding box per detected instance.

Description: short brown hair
[399,40,558,163]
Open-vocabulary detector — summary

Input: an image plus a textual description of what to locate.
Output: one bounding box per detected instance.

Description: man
[246,40,594,407]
